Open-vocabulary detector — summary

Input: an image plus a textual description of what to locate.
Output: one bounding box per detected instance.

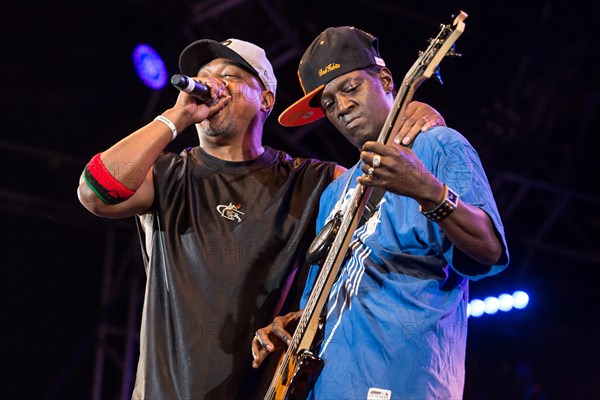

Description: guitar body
[270,350,324,400]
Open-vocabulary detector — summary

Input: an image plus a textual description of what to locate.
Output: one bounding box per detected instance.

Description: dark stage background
[2,0,599,399]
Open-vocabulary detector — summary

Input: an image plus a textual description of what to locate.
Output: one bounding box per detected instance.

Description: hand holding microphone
[170,74,226,106]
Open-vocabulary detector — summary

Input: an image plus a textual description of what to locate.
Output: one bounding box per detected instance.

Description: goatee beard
[197,121,221,138]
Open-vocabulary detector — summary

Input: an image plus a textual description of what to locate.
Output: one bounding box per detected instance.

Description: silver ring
[367,167,375,176]
[372,154,381,168]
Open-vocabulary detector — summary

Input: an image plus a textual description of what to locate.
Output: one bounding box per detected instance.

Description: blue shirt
[301,127,509,400]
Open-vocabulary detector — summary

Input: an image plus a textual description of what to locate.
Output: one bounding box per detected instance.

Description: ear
[261,90,275,114]
[379,67,394,94]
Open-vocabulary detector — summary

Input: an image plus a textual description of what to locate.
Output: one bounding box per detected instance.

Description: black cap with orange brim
[278,26,386,127]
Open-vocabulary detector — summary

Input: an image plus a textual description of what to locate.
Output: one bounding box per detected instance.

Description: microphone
[170,74,215,104]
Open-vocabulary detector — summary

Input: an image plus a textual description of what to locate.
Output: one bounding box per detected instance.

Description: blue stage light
[497,293,514,312]
[512,291,529,309]
[469,299,485,318]
[484,296,500,315]
[132,44,167,90]
[468,290,529,318]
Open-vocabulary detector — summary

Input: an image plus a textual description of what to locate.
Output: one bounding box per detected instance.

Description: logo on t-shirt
[367,388,392,400]
[216,202,245,222]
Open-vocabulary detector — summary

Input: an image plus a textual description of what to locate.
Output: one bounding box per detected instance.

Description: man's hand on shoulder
[394,101,446,145]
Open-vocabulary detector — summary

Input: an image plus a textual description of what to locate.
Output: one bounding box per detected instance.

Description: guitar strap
[359,187,385,227]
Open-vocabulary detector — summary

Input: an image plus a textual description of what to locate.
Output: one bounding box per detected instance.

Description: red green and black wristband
[83,153,135,205]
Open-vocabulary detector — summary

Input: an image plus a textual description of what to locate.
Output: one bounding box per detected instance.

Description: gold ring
[372,154,381,168]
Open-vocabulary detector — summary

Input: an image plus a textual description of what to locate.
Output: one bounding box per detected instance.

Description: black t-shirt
[133,146,337,399]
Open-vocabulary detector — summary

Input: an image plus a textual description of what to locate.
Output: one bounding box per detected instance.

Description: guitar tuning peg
[446,44,463,58]
[434,66,444,85]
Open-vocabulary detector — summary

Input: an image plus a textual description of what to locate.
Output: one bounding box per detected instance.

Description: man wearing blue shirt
[253,26,509,399]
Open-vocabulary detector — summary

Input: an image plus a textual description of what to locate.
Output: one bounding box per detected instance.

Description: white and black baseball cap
[178,38,277,96]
